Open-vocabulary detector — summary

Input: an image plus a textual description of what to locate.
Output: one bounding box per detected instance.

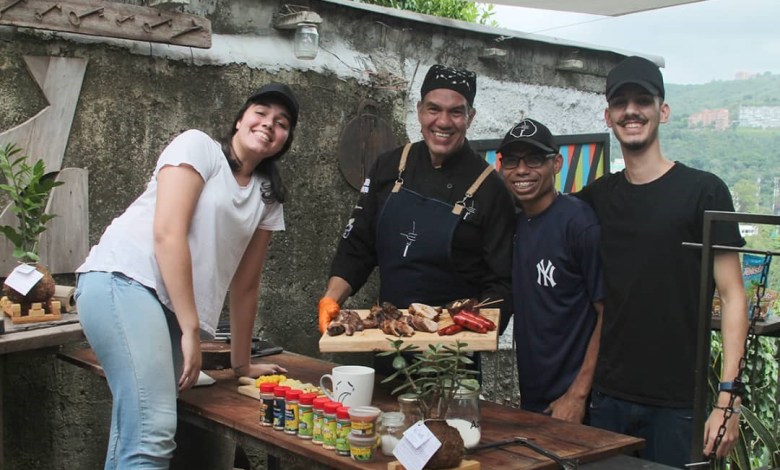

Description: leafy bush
[0,143,62,263]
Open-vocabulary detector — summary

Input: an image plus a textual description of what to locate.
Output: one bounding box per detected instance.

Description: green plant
[378,339,479,419]
[710,332,780,469]
[360,0,497,26]
[0,143,63,263]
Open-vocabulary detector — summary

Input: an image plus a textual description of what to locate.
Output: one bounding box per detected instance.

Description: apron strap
[452,164,496,215]
[392,143,414,193]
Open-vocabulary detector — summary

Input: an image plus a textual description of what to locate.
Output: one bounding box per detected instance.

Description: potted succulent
[379,339,480,469]
[0,143,63,315]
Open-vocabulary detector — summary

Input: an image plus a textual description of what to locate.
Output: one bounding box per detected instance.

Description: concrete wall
[0,0,625,467]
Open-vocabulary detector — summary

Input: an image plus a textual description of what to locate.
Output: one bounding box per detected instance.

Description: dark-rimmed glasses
[500,153,556,170]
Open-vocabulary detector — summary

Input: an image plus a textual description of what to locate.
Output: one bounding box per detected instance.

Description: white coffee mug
[320,365,375,407]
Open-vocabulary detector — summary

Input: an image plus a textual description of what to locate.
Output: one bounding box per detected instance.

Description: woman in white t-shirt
[75,83,299,469]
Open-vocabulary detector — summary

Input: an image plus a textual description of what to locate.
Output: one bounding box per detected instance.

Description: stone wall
[0,0,628,467]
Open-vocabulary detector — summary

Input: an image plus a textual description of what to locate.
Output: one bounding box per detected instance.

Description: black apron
[375,143,494,308]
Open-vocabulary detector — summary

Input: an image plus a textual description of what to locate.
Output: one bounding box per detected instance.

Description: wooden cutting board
[318,309,499,353]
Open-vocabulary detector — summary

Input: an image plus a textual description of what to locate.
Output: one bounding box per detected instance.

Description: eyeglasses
[500,153,556,169]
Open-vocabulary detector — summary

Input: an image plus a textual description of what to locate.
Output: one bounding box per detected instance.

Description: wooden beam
[0,0,211,49]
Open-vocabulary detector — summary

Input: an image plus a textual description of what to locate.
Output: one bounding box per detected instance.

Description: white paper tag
[5,264,44,296]
[393,422,441,470]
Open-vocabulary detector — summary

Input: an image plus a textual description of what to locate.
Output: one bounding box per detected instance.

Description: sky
[486,0,780,85]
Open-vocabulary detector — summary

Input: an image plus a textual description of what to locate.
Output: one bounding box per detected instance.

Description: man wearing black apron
[318,64,515,351]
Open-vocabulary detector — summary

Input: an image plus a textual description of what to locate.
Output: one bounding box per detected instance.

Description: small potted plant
[379,340,480,469]
[0,143,63,315]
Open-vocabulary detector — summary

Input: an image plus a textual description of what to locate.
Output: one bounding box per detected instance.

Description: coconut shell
[3,263,56,308]
[424,419,463,469]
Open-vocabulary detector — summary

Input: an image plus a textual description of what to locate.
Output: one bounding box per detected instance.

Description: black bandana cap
[420,64,477,106]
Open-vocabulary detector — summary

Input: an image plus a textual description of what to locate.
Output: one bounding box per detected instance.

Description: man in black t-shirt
[577,56,748,467]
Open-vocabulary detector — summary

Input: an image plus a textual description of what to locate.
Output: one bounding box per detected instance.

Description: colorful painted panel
[472,133,610,194]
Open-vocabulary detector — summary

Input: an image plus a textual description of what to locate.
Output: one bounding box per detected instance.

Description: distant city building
[734,71,758,80]
[739,224,759,237]
[688,108,730,131]
[739,106,780,129]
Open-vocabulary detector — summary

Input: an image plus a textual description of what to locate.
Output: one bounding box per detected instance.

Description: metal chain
[708,253,771,463]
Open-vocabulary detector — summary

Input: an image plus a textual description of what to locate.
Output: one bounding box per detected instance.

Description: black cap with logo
[498,118,557,155]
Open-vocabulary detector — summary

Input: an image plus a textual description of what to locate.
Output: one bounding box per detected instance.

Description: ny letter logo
[536,260,557,287]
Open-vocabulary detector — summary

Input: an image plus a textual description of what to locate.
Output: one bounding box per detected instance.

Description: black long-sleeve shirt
[329,140,515,331]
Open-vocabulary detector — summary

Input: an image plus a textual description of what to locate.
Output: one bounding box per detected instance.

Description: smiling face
[501,142,561,217]
[417,88,475,166]
[232,102,292,165]
[605,84,670,154]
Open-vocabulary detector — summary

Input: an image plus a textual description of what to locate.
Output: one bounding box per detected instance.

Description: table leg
[267,454,280,470]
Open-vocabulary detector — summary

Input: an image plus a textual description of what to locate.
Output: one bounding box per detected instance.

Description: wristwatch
[719,381,745,397]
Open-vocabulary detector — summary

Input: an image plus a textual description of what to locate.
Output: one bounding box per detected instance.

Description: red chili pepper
[452,312,488,334]
[459,310,496,331]
[438,324,464,336]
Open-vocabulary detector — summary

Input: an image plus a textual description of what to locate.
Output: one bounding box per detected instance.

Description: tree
[359,0,496,25]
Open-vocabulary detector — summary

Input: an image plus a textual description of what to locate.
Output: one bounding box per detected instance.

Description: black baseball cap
[606,56,665,101]
[498,118,557,155]
[246,83,299,127]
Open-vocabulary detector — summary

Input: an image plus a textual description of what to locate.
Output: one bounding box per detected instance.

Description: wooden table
[0,314,84,470]
[59,348,644,470]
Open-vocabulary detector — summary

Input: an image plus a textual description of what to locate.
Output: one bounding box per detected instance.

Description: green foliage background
[358,0,497,25]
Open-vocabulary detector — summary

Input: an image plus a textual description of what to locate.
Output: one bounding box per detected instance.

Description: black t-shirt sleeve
[697,174,746,248]
[328,151,391,293]
[477,174,515,334]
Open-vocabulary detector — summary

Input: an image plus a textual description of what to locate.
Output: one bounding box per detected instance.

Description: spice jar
[397,393,422,428]
[335,406,351,456]
[348,433,377,463]
[259,383,276,427]
[377,411,406,456]
[322,401,340,450]
[272,386,290,431]
[348,406,381,437]
[284,389,301,435]
[312,397,329,445]
[444,380,481,449]
[297,392,316,439]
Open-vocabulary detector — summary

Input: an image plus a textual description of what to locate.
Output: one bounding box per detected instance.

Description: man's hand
[703,405,740,459]
[544,392,586,424]
[318,297,340,334]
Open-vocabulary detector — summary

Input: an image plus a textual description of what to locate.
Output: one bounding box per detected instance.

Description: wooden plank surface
[60,348,644,470]
[0,55,88,274]
[319,309,499,353]
[1,315,83,355]
[0,0,212,48]
[38,168,90,274]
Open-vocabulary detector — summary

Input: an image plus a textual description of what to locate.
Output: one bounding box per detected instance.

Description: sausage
[459,310,496,331]
[452,312,489,334]
[438,324,464,336]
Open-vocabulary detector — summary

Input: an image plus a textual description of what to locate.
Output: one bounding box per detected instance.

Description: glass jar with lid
[444,380,481,449]
[397,393,422,429]
[377,411,407,456]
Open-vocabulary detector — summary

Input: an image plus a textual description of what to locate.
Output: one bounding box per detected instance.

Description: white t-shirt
[77,129,285,336]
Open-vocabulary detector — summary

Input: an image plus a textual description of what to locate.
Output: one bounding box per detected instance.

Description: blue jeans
[76,271,183,470]
[589,390,694,469]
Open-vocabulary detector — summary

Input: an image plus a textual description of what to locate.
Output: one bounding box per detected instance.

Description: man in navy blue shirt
[499,118,604,423]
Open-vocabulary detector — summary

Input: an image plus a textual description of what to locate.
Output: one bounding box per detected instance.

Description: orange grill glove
[318,297,340,334]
